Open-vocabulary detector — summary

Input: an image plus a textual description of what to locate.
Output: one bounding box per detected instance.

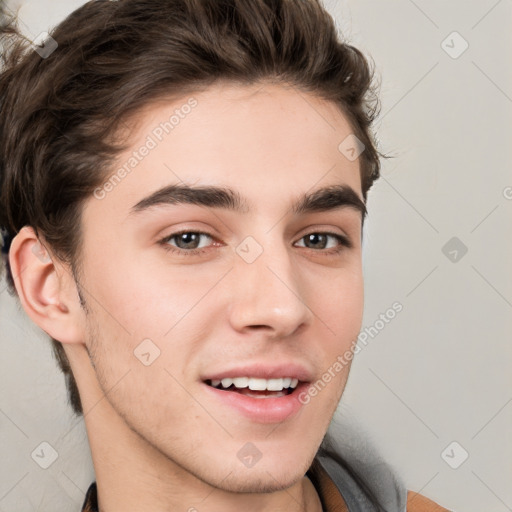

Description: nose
[226,237,313,339]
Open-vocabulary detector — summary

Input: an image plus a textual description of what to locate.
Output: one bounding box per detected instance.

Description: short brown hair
[0,0,381,416]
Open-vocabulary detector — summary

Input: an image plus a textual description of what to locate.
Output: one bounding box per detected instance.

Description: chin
[214,468,304,494]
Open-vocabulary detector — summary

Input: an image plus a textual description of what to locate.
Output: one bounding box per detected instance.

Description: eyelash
[158,230,352,257]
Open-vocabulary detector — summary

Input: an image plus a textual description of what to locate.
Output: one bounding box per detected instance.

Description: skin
[10,82,365,512]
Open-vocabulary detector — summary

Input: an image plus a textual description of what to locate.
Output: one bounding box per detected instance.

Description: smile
[206,377,299,397]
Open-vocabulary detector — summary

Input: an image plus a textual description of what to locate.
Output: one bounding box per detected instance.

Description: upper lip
[202,363,314,383]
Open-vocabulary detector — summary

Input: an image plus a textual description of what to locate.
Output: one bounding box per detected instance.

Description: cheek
[83,251,219,341]
[316,266,364,341]
[310,268,364,396]
[83,241,363,354]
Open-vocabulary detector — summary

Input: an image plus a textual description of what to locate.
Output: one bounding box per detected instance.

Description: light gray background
[1,1,511,511]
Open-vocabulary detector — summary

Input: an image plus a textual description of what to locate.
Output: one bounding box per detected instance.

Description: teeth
[249,378,267,390]
[232,377,249,388]
[209,377,300,391]
[221,378,233,388]
[266,378,283,391]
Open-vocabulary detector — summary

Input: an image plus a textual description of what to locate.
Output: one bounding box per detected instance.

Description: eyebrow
[129,183,367,219]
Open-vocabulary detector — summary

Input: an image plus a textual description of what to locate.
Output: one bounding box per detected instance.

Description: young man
[1,0,450,510]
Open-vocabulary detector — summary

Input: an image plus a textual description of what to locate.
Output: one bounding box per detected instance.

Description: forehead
[84,81,363,222]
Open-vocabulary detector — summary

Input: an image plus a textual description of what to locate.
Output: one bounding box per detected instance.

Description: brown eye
[160,231,215,256]
[303,233,329,250]
[295,232,351,251]
[170,232,204,250]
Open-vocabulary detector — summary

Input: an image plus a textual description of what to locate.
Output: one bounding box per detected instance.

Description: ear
[8,226,85,345]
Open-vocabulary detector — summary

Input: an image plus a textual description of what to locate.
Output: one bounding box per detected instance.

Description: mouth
[200,363,313,423]
[204,377,300,398]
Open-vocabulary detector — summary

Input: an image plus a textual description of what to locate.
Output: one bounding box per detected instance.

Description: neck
[85,409,321,512]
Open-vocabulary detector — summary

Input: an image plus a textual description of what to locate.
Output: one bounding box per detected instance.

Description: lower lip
[202,382,309,424]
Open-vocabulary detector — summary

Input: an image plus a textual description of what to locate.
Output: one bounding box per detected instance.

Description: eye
[158,230,351,258]
[159,230,215,256]
[295,232,351,253]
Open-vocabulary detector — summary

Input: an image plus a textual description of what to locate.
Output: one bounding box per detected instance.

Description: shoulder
[407,490,451,511]
[310,447,453,512]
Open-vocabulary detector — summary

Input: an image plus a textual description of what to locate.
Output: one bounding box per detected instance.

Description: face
[76,82,365,492]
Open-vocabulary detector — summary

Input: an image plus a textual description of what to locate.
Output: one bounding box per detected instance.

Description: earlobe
[8,226,84,345]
